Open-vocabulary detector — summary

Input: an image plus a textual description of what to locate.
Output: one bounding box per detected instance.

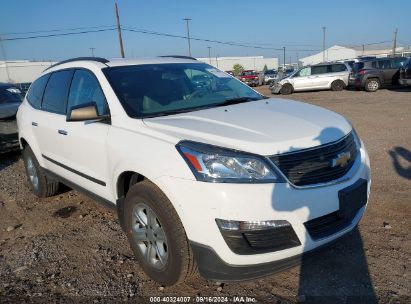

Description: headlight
[351,128,362,148]
[176,141,281,183]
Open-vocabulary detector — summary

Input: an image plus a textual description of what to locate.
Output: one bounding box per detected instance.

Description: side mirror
[66,102,110,122]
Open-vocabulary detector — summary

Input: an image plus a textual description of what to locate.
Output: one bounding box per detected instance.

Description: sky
[0,0,410,63]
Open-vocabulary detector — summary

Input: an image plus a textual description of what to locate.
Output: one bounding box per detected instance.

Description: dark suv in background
[350,57,408,92]
[399,58,411,86]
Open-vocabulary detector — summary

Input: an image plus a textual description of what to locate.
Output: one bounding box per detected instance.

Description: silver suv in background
[271,63,350,94]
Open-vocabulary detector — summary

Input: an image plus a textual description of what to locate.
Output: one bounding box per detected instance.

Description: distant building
[196,56,279,72]
[0,60,55,84]
[299,45,411,66]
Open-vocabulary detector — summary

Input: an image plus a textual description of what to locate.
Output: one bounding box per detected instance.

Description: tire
[124,180,196,286]
[364,78,380,92]
[22,145,59,197]
[331,80,346,91]
[280,83,293,95]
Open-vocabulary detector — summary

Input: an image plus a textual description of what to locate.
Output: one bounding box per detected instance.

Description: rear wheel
[331,80,346,91]
[22,146,59,197]
[124,180,196,286]
[364,78,380,92]
[280,83,293,95]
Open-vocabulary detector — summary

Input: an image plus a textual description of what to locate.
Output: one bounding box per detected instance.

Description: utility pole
[296,52,299,67]
[392,28,398,57]
[89,47,95,57]
[322,26,326,62]
[115,2,125,58]
[283,47,286,68]
[207,47,211,64]
[0,35,11,82]
[362,44,365,56]
[183,18,192,57]
[215,55,219,68]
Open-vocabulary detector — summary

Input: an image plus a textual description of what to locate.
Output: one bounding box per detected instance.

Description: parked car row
[270,57,410,95]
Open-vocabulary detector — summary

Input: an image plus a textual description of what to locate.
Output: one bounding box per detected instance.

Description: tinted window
[330,64,347,72]
[311,65,328,75]
[67,70,109,116]
[378,60,391,69]
[353,62,364,71]
[42,70,74,114]
[26,74,50,109]
[392,57,407,69]
[0,86,23,104]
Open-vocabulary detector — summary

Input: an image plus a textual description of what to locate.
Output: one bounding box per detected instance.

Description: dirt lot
[0,88,410,303]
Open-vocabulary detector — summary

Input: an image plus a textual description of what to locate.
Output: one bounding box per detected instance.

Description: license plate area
[338,178,368,220]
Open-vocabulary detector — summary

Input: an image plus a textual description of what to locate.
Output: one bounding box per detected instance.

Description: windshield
[241,70,258,76]
[0,86,23,104]
[104,63,263,118]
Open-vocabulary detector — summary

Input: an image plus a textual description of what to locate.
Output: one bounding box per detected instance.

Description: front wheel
[280,83,293,95]
[124,180,196,286]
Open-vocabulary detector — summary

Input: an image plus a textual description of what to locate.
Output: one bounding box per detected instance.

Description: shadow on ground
[388,146,411,180]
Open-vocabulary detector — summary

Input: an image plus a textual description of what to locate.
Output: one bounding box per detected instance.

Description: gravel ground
[0,87,410,303]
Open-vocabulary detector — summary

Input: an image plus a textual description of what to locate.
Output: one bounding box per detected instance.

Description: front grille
[269,132,358,186]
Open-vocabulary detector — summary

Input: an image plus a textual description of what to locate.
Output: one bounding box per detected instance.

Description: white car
[17,57,371,286]
[271,63,350,94]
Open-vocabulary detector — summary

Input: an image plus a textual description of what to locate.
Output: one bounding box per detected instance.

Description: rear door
[310,65,330,89]
[35,69,75,179]
[291,67,312,90]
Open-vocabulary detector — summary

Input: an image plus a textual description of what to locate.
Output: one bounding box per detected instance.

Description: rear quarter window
[330,64,347,72]
[26,74,50,109]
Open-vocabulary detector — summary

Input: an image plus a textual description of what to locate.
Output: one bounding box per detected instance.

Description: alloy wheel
[131,203,168,269]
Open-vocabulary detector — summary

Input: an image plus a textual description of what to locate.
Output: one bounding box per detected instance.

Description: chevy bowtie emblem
[331,151,351,168]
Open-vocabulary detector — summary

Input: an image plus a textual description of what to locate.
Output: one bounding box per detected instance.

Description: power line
[0,25,116,36]
[122,26,320,52]
[1,28,117,41]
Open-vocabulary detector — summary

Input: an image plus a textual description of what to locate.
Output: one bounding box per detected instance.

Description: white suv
[17,57,371,286]
[271,63,350,94]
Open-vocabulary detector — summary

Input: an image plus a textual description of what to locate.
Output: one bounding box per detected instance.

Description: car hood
[143,98,352,155]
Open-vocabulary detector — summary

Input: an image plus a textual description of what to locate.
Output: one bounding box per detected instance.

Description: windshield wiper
[216,97,261,107]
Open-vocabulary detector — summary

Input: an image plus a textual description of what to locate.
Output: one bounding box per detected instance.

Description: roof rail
[159,55,197,61]
[44,57,109,71]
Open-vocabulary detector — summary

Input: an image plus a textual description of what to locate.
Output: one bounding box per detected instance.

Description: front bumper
[270,82,282,93]
[241,79,259,86]
[399,78,411,86]
[155,146,371,280]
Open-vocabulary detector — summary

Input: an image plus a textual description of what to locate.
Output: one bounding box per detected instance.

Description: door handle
[58,129,68,135]
[32,122,38,127]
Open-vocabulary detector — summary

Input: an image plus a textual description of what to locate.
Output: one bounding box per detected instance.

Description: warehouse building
[299,45,411,66]
[196,56,279,72]
[0,60,55,84]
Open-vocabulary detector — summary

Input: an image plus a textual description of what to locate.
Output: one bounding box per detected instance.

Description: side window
[371,61,377,68]
[378,60,391,69]
[67,70,109,116]
[26,74,50,109]
[295,67,311,77]
[42,70,74,114]
[311,65,328,75]
[330,64,347,72]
